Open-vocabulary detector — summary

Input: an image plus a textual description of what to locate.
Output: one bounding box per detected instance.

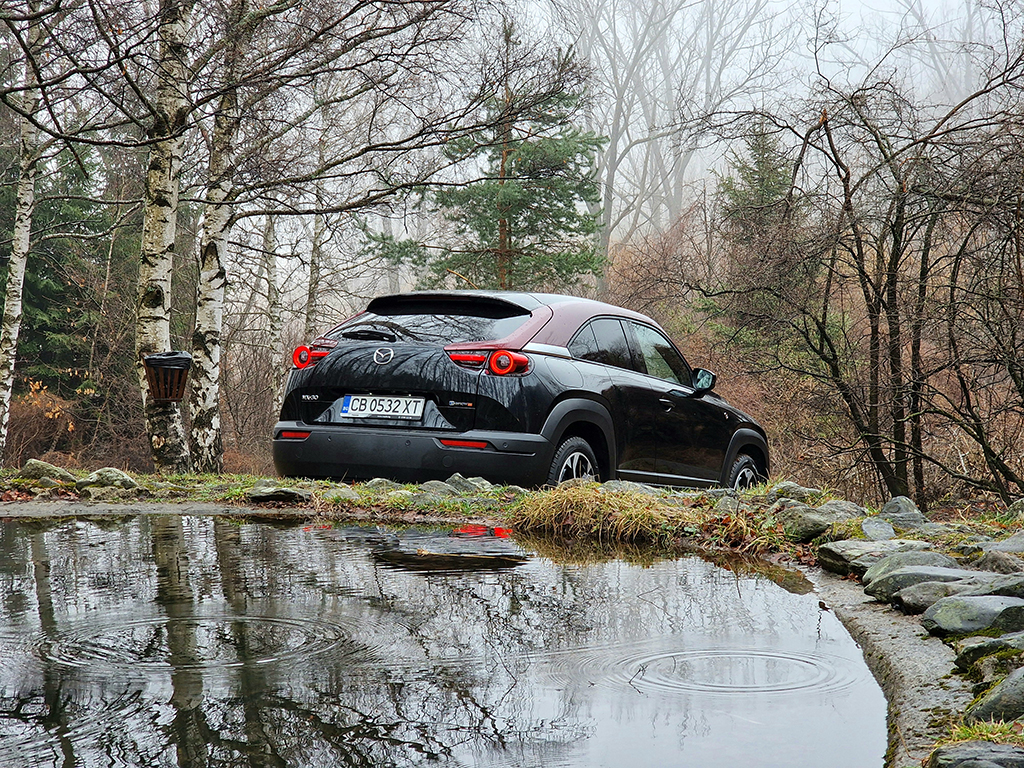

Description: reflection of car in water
[372,526,529,572]
[273,291,769,489]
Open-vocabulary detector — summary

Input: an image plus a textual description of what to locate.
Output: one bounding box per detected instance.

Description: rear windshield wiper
[340,328,398,342]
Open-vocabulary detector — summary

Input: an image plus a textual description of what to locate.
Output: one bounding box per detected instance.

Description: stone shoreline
[808,566,974,768]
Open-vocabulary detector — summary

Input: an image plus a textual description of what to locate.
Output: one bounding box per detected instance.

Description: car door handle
[659,397,674,411]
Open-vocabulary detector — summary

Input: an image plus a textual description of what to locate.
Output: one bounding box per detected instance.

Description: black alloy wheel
[548,436,599,485]
[728,454,760,490]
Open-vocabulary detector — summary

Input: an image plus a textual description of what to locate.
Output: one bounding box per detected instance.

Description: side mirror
[693,368,717,394]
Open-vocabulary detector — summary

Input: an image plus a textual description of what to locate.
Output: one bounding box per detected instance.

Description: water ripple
[40,614,357,672]
[534,642,863,697]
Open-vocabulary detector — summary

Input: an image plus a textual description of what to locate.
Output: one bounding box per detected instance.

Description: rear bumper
[272,421,555,486]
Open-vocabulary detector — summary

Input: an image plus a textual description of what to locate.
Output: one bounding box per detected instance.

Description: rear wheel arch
[541,398,616,481]
[720,429,770,486]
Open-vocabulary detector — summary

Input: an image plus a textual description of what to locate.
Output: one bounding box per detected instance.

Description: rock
[601,480,660,495]
[956,536,994,556]
[817,539,932,577]
[716,496,751,515]
[983,532,1024,555]
[465,476,494,492]
[767,481,821,503]
[894,580,982,614]
[862,517,896,540]
[976,551,1024,574]
[922,595,1024,637]
[879,496,930,529]
[776,504,835,542]
[419,480,460,496]
[975,653,1024,688]
[955,631,1024,671]
[364,477,403,492]
[385,490,414,503]
[324,485,361,503]
[815,499,867,518]
[76,467,138,491]
[963,574,1024,600]
[918,522,954,537]
[247,486,312,503]
[865,566,985,602]
[505,485,529,496]
[927,741,1024,768]
[863,550,958,586]
[445,473,484,494]
[966,667,1024,723]
[17,458,77,484]
[410,492,443,508]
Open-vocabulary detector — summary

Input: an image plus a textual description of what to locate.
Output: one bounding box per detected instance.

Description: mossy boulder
[817,539,932,576]
[863,550,959,586]
[865,566,987,602]
[966,667,1024,723]
[76,467,138,491]
[922,595,1024,637]
[17,459,77,485]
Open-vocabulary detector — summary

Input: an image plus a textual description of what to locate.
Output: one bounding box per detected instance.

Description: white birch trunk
[189,0,249,473]
[189,163,231,473]
[263,215,286,417]
[136,0,196,474]
[0,2,43,464]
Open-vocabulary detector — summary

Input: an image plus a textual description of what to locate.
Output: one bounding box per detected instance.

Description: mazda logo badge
[373,348,394,365]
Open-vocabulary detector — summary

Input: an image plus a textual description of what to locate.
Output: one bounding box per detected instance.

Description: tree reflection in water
[0,516,886,767]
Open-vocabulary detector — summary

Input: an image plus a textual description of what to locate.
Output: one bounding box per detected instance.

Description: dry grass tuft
[509,483,703,543]
[940,719,1024,750]
[511,483,791,555]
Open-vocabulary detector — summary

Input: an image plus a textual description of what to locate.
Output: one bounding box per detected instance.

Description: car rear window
[327,299,532,345]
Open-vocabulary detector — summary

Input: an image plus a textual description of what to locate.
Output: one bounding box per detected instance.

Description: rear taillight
[447,352,488,368]
[488,350,529,375]
[292,345,330,369]
[278,430,311,439]
[446,348,530,375]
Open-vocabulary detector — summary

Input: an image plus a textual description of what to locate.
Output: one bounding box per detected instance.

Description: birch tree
[135,0,197,474]
[189,0,300,472]
[0,0,45,463]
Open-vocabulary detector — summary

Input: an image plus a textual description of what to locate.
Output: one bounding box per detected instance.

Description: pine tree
[367,24,606,292]
[717,122,793,244]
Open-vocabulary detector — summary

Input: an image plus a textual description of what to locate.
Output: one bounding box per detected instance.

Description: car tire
[547,436,600,485]
[727,454,761,490]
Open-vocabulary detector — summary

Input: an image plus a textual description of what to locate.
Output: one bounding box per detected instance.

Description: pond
[0,515,886,767]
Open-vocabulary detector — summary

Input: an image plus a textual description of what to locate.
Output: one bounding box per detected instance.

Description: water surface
[0,516,886,767]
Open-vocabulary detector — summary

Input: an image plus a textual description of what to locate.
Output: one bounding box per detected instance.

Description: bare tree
[674,3,1024,503]
[554,0,789,268]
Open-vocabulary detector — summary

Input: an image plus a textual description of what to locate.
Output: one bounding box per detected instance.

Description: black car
[273,291,769,488]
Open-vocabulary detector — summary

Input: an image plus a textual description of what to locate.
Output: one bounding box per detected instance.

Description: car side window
[569,318,635,371]
[629,322,693,386]
[568,323,601,361]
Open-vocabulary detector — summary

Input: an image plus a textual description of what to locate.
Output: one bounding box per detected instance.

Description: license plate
[340,395,425,419]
